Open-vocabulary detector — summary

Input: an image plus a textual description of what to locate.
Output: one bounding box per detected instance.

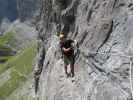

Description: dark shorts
[63,55,74,66]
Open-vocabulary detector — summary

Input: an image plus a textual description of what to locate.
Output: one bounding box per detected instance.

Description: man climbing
[59,32,75,77]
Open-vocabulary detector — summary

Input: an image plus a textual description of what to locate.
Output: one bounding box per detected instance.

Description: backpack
[72,40,80,61]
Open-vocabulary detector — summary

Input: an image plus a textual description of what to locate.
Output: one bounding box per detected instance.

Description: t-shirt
[60,39,74,57]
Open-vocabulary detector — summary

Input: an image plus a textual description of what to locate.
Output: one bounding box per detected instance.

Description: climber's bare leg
[64,65,69,76]
[70,64,74,77]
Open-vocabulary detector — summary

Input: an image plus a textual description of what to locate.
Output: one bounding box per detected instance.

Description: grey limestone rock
[36,0,133,100]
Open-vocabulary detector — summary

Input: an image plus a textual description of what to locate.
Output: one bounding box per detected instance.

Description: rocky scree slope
[36,0,133,100]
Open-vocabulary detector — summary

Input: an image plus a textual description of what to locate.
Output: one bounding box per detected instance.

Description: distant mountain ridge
[0,0,40,23]
[0,0,17,23]
[0,0,40,34]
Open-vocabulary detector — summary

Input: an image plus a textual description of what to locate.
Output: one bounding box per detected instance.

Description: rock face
[17,0,41,22]
[36,0,133,100]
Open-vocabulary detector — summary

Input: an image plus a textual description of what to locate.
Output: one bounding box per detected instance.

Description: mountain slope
[0,20,37,63]
[0,21,37,100]
[0,42,37,100]
[0,0,40,23]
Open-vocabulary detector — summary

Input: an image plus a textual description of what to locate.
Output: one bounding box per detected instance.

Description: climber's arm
[62,47,71,52]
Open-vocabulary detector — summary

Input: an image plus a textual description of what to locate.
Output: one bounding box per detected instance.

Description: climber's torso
[60,39,74,57]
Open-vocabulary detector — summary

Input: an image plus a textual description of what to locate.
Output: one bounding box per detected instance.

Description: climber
[59,32,75,77]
